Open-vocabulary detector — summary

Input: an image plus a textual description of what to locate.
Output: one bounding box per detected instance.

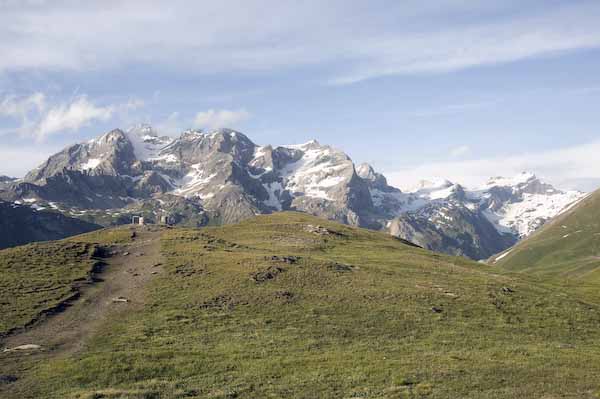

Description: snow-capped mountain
[377,173,585,259]
[0,125,585,259]
[474,172,584,237]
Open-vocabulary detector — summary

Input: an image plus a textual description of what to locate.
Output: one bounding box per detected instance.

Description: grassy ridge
[4,212,597,398]
[0,241,99,336]
[0,226,135,337]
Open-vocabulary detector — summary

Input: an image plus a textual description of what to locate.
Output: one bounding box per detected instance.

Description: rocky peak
[92,128,126,143]
[181,129,204,140]
[356,163,376,180]
[486,171,535,185]
[411,179,454,192]
[356,163,391,191]
[285,139,321,151]
[123,125,173,161]
[482,172,563,199]
[166,128,256,165]
[446,184,467,202]
[211,129,256,160]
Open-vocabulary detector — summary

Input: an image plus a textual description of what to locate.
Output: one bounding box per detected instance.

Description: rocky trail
[0,226,164,392]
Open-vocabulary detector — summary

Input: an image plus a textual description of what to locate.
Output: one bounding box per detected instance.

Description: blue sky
[2,0,600,190]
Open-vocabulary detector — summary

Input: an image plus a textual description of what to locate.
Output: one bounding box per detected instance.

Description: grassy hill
[1,212,600,398]
[0,228,135,336]
[491,189,600,284]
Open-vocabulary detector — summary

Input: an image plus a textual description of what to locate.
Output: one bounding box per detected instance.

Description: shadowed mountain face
[0,201,101,249]
[0,125,584,258]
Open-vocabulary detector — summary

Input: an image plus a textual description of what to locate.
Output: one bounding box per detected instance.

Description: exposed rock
[328,262,355,272]
[0,374,18,384]
[3,344,42,352]
[251,266,284,283]
[268,255,300,264]
[112,297,129,303]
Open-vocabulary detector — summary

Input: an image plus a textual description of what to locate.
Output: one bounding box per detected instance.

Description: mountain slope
[0,126,584,259]
[491,189,600,281]
[1,213,600,398]
[0,201,101,249]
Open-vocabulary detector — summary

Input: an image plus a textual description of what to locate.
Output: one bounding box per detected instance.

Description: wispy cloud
[154,112,183,136]
[449,145,470,158]
[194,109,251,130]
[328,5,600,84]
[0,92,46,117]
[37,96,113,139]
[385,140,600,192]
[0,2,599,83]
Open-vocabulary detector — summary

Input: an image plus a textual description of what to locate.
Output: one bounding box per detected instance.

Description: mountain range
[0,125,585,259]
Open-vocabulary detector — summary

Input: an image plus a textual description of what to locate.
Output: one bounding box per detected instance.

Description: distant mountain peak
[285,139,322,150]
[356,163,376,179]
[121,124,173,161]
[408,178,454,193]
[484,171,537,188]
[127,123,157,136]
[90,128,127,145]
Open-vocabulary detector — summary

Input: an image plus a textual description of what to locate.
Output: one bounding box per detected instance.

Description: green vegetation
[2,212,600,398]
[0,226,135,336]
[67,226,137,245]
[0,241,99,336]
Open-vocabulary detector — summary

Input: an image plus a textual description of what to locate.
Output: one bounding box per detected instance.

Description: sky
[1,0,600,191]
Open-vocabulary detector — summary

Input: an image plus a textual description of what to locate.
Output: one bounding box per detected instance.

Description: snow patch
[263,181,284,210]
[173,163,217,197]
[490,191,585,237]
[80,158,101,171]
[126,125,174,161]
[494,248,513,263]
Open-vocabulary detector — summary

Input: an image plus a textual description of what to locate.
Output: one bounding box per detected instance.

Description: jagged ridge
[0,125,585,259]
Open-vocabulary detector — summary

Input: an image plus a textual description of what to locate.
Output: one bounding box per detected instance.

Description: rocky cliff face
[0,125,585,259]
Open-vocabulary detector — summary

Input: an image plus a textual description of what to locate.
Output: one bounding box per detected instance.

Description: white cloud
[0,93,145,140]
[449,145,470,158]
[0,2,598,83]
[154,112,183,136]
[0,92,46,117]
[37,96,113,138]
[385,140,600,192]
[194,109,251,130]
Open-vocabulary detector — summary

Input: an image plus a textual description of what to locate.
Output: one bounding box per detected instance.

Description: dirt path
[0,226,164,369]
